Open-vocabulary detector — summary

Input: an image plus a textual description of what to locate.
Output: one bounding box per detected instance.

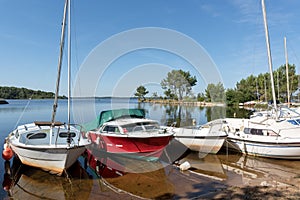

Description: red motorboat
[84,109,174,161]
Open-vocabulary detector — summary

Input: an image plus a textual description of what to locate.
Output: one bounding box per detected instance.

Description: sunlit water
[1,99,300,199]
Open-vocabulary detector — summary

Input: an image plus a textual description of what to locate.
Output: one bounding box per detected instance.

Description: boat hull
[171,127,227,154]
[10,144,86,175]
[88,133,173,161]
[226,137,300,159]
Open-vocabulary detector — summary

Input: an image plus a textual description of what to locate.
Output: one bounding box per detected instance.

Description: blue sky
[1,0,300,97]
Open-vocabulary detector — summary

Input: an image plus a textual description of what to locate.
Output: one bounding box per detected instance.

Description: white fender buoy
[179,161,191,171]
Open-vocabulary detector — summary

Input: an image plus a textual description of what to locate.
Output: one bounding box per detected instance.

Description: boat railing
[52,123,87,146]
[208,120,224,135]
[71,123,90,145]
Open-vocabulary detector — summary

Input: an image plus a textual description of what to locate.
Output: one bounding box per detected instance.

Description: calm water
[1,99,300,199]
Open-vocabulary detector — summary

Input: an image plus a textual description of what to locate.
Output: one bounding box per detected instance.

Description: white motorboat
[165,119,227,154]
[222,0,300,160]
[223,110,300,159]
[4,0,90,175]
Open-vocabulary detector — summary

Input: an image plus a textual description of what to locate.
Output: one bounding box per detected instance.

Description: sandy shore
[195,170,300,200]
[202,185,300,200]
[92,163,300,200]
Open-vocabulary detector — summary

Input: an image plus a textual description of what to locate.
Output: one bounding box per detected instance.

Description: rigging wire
[13,97,32,129]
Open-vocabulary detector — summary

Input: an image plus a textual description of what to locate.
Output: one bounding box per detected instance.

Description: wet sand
[95,153,300,200]
[192,151,300,200]
[100,162,300,199]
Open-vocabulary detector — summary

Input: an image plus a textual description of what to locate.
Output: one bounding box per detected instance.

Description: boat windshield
[287,119,300,126]
[244,127,278,136]
[121,122,160,133]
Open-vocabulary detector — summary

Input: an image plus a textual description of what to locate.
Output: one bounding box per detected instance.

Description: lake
[1,99,300,199]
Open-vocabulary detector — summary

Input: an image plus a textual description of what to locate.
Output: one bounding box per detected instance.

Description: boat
[3,0,90,175]
[0,99,8,104]
[223,110,300,159]
[221,0,300,159]
[164,119,227,154]
[83,108,174,161]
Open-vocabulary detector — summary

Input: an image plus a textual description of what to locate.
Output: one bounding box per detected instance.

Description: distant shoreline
[141,99,225,107]
[1,97,226,107]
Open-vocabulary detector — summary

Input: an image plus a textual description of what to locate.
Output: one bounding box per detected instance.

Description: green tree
[236,75,257,103]
[225,88,240,106]
[274,64,298,103]
[164,89,176,100]
[197,92,205,101]
[224,63,299,105]
[152,92,158,98]
[0,86,61,99]
[161,69,197,100]
[205,82,225,102]
[134,85,149,101]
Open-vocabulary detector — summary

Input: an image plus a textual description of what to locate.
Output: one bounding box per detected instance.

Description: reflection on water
[3,150,300,199]
[83,149,175,199]
[1,99,299,199]
[178,152,227,180]
[3,157,93,200]
[217,150,300,188]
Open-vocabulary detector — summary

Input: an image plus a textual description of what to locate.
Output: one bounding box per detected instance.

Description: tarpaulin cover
[81,108,145,131]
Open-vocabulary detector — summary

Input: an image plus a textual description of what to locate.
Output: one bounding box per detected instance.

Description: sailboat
[221,0,300,159]
[4,0,90,175]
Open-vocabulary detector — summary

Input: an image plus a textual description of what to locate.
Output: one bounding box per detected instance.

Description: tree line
[0,86,67,99]
[135,64,299,105]
[227,64,299,105]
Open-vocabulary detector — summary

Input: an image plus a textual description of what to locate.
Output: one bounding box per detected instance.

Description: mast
[51,0,68,125]
[67,0,71,128]
[261,0,278,116]
[67,0,71,146]
[284,37,290,107]
[277,71,279,99]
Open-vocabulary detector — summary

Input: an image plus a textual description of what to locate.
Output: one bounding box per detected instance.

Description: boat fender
[179,161,191,171]
[240,126,244,132]
[2,144,13,161]
[223,126,230,133]
[96,136,100,145]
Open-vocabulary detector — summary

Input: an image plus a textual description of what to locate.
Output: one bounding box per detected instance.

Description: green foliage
[136,64,299,105]
[164,89,176,100]
[0,86,66,99]
[236,74,257,102]
[134,85,149,101]
[205,82,225,102]
[225,64,299,104]
[197,92,206,101]
[152,92,158,98]
[161,69,197,100]
[225,88,239,106]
